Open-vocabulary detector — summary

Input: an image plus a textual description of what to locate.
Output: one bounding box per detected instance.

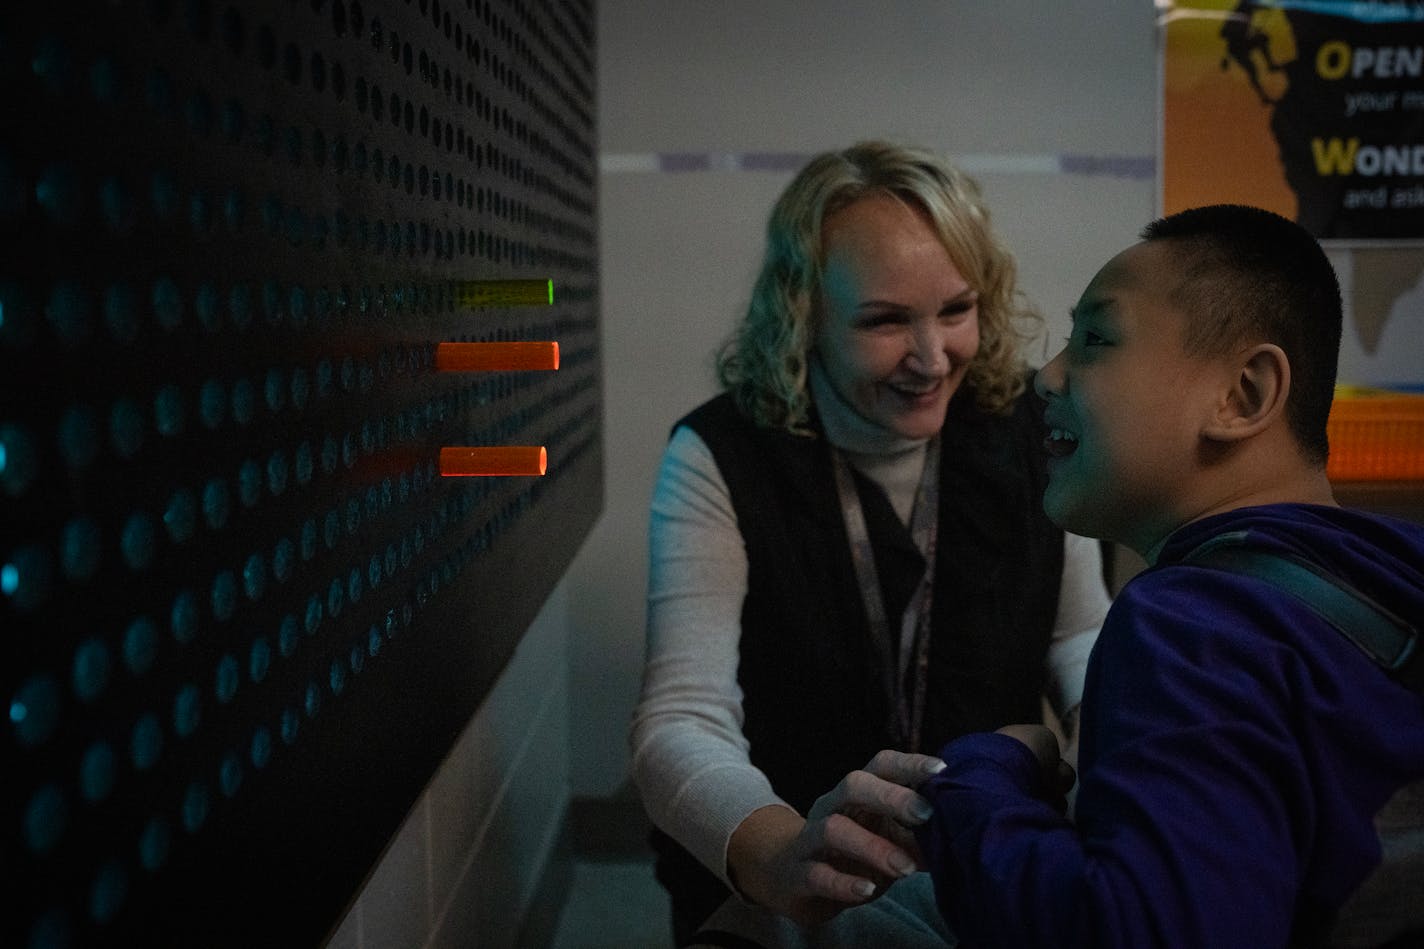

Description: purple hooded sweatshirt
[917,503,1424,949]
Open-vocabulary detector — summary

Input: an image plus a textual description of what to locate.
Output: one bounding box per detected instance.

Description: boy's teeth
[1050,428,1078,442]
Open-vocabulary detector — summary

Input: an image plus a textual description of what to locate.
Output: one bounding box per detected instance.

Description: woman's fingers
[830,765,938,827]
[813,811,919,885]
[785,749,951,917]
[864,748,947,787]
[803,856,879,906]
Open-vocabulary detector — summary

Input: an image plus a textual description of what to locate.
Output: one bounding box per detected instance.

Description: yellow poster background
[1161,0,1299,218]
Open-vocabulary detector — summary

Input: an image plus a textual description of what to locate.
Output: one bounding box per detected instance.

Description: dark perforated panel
[1,2,600,946]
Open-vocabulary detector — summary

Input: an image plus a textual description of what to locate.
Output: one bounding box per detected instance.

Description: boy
[917,205,1424,948]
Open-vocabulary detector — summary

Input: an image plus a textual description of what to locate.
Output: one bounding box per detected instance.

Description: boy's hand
[996,724,1076,811]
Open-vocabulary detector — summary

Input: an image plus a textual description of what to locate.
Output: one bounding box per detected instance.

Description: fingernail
[910,798,934,822]
[924,759,946,774]
[853,880,876,898]
[890,852,917,877]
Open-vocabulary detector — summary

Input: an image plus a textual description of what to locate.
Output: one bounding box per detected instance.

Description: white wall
[567,0,1162,799]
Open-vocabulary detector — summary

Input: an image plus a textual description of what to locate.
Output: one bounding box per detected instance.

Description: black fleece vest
[650,382,1066,929]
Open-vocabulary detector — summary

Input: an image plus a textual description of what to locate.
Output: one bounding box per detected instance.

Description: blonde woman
[630,141,1110,944]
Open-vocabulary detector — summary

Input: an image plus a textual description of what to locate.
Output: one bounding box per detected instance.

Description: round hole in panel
[102,282,139,342]
[123,616,158,676]
[153,384,186,439]
[219,752,242,797]
[211,570,237,622]
[59,517,101,583]
[278,613,300,658]
[272,536,295,582]
[215,654,240,705]
[299,519,317,562]
[250,726,273,769]
[138,815,171,872]
[243,552,266,600]
[120,511,157,571]
[249,636,271,684]
[129,713,163,771]
[201,478,230,530]
[11,674,61,748]
[79,740,117,802]
[173,683,201,738]
[171,589,199,645]
[181,781,209,833]
[0,424,39,497]
[303,593,322,637]
[266,451,287,497]
[46,280,92,346]
[71,638,112,704]
[163,488,197,544]
[279,707,299,745]
[292,442,313,487]
[24,782,68,856]
[236,459,261,508]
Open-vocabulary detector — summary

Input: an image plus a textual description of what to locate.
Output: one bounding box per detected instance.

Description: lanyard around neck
[830,437,940,752]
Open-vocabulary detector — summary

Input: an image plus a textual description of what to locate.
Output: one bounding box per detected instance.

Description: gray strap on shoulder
[1183,531,1422,694]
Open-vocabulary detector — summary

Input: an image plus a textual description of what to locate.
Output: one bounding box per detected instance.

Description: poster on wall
[1160,0,1424,241]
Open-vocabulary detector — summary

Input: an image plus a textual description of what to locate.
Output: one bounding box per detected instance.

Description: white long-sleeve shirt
[629,419,1112,890]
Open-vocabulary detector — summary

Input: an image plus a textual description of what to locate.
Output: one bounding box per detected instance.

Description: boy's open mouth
[1045,428,1079,459]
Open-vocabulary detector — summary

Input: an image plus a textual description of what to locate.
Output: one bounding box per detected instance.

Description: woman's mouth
[886,378,943,403]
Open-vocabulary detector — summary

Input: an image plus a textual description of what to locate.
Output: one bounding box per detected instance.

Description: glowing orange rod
[439,446,547,477]
[456,279,553,308]
[435,341,560,372]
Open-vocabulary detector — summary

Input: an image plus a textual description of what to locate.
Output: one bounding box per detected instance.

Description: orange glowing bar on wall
[456,279,553,308]
[435,341,560,372]
[439,446,547,477]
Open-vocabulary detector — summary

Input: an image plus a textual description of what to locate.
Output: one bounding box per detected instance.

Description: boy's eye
[1067,326,1108,347]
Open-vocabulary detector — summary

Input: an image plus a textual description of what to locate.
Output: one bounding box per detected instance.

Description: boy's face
[1034,241,1230,557]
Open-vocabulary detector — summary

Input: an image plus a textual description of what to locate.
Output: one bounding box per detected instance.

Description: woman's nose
[905,324,949,375]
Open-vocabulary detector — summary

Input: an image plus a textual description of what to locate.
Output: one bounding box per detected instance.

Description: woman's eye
[855,313,903,329]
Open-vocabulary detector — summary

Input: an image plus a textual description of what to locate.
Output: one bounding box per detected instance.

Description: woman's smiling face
[813,193,981,440]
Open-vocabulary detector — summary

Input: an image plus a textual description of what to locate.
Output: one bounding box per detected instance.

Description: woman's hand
[725,749,945,925]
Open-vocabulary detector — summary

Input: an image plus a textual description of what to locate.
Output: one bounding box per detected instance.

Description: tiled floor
[549,859,674,949]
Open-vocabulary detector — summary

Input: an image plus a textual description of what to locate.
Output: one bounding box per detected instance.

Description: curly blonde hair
[717,141,1041,433]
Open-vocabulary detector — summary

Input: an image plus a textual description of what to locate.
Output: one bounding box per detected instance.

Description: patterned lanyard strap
[830,437,940,752]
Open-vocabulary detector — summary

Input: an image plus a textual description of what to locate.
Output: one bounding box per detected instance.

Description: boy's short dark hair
[1141,204,1341,466]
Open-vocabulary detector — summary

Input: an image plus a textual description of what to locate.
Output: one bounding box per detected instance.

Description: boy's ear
[1202,344,1290,443]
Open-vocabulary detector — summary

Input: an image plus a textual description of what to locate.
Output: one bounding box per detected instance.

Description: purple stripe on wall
[1057,154,1157,179]
[629,151,1158,178]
